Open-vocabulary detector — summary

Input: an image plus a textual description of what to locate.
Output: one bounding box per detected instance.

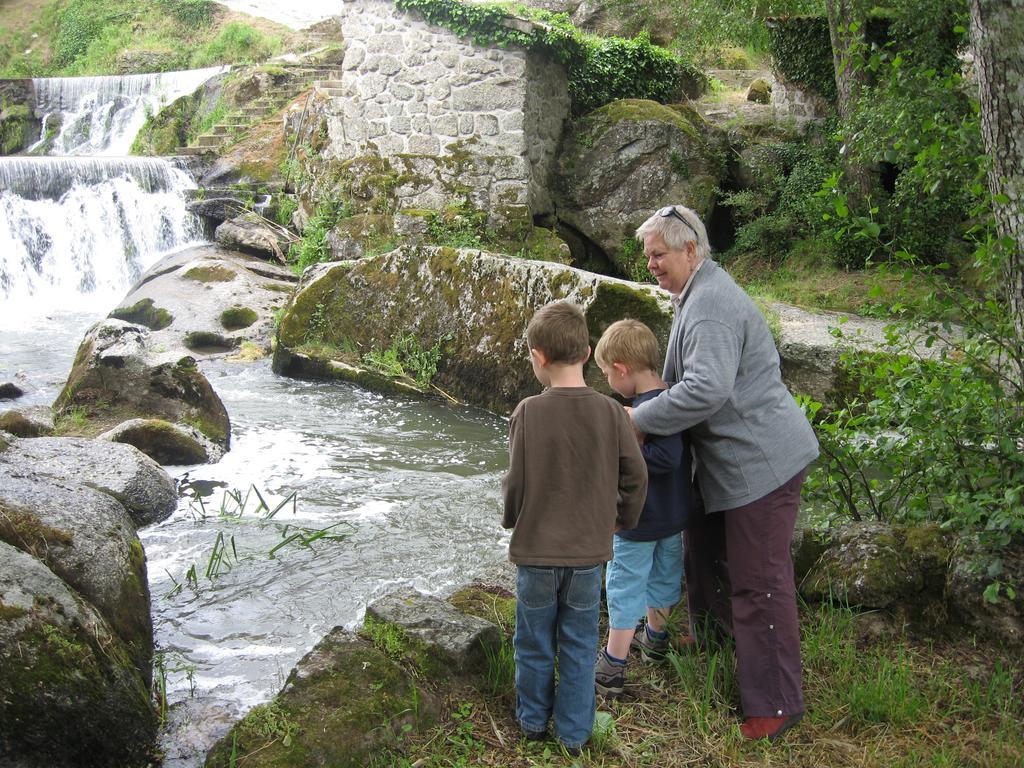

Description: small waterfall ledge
[29,65,229,156]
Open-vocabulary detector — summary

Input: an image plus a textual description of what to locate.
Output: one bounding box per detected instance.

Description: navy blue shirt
[617,389,692,541]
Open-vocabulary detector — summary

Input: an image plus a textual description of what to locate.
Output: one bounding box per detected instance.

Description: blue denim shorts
[605,533,684,630]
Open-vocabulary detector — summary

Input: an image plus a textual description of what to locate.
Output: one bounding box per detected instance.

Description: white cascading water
[0,67,226,315]
[0,157,201,313]
[29,65,228,156]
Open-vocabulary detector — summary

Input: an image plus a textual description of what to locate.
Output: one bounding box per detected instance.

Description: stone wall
[770,76,831,125]
[332,0,569,227]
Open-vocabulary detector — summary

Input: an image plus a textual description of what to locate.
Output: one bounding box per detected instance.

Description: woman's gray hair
[635,205,711,262]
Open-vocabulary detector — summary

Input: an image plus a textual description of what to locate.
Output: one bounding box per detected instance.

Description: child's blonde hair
[595,319,661,372]
[527,302,590,364]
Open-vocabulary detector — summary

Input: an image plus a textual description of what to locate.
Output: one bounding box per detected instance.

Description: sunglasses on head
[657,205,699,239]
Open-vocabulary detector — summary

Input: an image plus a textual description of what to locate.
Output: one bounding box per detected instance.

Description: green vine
[394,0,703,115]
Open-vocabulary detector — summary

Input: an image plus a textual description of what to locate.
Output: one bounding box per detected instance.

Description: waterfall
[0,67,228,314]
[0,157,202,312]
[30,65,229,156]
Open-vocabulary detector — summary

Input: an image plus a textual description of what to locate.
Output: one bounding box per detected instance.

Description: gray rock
[0,405,54,437]
[0,434,177,527]
[99,417,223,465]
[553,99,727,277]
[0,382,23,399]
[203,627,438,768]
[113,243,295,367]
[214,214,291,262]
[0,541,157,767]
[366,588,502,674]
[53,320,231,459]
[187,196,247,223]
[0,472,152,674]
[947,534,1023,646]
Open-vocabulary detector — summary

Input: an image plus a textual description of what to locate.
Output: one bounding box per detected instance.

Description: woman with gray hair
[628,204,819,742]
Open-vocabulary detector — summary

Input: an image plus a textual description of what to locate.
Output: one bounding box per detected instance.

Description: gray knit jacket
[632,258,819,512]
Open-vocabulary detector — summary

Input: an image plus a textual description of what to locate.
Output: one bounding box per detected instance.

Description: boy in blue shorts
[503,302,648,752]
[593,319,692,697]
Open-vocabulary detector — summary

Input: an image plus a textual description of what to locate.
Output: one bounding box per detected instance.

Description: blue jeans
[514,564,602,749]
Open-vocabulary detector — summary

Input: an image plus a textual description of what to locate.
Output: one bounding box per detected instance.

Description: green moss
[220,306,259,330]
[183,264,237,282]
[0,602,28,621]
[587,99,703,142]
[109,298,173,331]
[584,282,672,347]
[449,586,516,634]
[184,331,238,352]
[361,615,447,682]
[0,502,73,557]
[204,637,431,768]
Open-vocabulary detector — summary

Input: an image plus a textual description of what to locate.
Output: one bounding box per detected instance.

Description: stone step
[210,124,247,135]
[174,146,215,156]
[315,79,344,88]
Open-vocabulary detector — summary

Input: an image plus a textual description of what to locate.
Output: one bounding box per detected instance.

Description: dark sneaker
[631,624,669,662]
[594,651,626,697]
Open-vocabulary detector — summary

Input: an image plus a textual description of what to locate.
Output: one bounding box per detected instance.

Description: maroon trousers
[683,469,806,718]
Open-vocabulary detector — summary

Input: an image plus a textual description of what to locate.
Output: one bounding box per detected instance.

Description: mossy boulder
[364,588,503,678]
[272,245,673,414]
[0,474,152,677]
[0,80,39,155]
[746,77,773,104]
[799,522,957,630]
[203,628,438,768]
[98,417,215,465]
[0,541,157,767]
[53,319,230,455]
[553,98,727,277]
[947,534,1024,646]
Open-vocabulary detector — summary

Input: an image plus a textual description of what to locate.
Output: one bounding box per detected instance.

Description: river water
[1,63,512,765]
[1,280,511,764]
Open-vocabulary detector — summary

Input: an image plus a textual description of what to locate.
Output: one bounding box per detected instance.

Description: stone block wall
[332,0,569,226]
[770,76,831,125]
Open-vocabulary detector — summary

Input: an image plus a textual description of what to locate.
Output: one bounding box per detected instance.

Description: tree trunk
[970,0,1024,356]
[825,0,875,203]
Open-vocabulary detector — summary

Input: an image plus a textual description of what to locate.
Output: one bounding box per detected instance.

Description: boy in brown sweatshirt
[502,301,647,753]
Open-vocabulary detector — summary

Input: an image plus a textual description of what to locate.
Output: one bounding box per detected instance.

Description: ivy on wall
[766,16,837,101]
[393,0,703,116]
[767,4,964,102]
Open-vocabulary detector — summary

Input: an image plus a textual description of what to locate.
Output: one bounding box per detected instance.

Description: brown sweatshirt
[501,387,648,566]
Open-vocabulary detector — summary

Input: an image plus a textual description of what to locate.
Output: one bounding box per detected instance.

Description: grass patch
[365,601,1023,766]
[727,241,933,319]
[0,0,290,76]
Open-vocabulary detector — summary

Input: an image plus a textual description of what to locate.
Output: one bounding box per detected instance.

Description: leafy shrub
[424,200,493,248]
[289,198,352,270]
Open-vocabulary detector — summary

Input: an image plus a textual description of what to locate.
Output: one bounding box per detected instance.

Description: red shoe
[739,712,803,741]
[671,633,698,652]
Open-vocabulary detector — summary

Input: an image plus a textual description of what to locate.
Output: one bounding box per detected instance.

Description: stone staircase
[175,65,343,156]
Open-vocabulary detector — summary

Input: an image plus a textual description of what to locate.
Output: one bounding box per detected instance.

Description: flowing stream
[0,65,512,765]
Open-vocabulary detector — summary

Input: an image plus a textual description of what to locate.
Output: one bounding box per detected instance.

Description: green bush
[289,198,352,270]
